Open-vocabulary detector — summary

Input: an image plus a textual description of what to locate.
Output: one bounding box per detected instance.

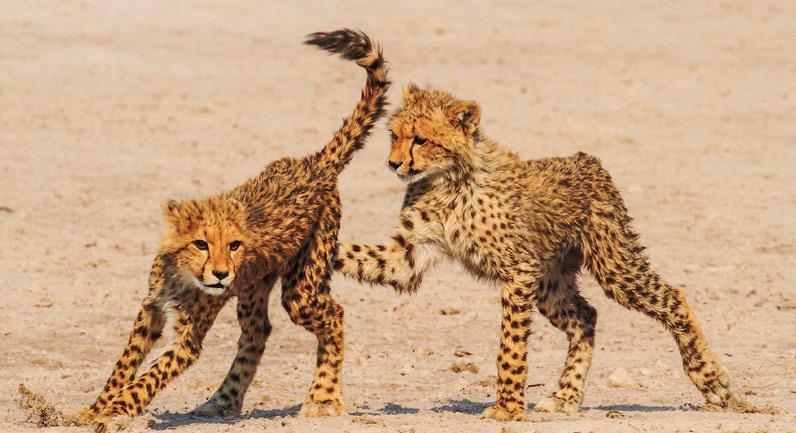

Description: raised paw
[533,395,580,414]
[481,402,526,421]
[298,399,347,417]
[190,399,241,418]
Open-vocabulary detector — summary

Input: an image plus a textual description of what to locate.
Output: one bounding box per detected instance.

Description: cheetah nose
[388,160,402,171]
[212,270,229,280]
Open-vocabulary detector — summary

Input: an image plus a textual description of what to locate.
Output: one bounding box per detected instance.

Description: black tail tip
[305,28,374,61]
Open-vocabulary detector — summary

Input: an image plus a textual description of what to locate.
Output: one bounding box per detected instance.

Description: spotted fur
[334,84,734,421]
[73,30,389,432]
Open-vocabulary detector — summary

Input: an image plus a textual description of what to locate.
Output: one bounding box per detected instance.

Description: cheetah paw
[533,395,580,414]
[298,399,347,417]
[91,415,132,433]
[481,403,526,421]
[75,408,95,425]
[190,399,241,418]
[90,415,111,433]
[698,364,732,406]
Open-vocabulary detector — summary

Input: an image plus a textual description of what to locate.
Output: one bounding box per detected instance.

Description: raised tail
[305,29,390,173]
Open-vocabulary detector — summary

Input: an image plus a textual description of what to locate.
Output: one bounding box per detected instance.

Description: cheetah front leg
[79,259,169,422]
[334,234,438,294]
[192,275,277,417]
[79,303,166,423]
[482,277,536,421]
[91,293,228,433]
[334,207,440,293]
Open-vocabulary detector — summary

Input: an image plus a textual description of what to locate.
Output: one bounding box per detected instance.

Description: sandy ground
[1,1,795,432]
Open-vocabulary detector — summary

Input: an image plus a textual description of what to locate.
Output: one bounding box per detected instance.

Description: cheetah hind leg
[282,205,347,418]
[533,264,596,414]
[294,295,347,418]
[583,217,734,407]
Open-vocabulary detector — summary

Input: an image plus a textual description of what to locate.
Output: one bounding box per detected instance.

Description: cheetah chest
[442,194,515,280]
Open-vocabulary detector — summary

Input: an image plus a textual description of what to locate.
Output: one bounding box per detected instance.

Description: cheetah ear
[449,101,481,138]
[403,82,420,99]
[162,199,181,221]
[164,199,180,211]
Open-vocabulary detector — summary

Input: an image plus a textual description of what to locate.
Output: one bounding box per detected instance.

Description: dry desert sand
[1,1,795,432]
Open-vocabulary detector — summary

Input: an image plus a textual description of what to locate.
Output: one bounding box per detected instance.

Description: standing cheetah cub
[334,84,734,420]
[24,30,389,433]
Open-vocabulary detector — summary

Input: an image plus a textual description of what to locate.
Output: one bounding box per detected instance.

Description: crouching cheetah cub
[334,84,735,420]
[59,30,390,432]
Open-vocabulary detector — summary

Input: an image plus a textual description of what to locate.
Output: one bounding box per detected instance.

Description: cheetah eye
[193,240,208,250]
[413,136,427,145]
[229,240,242,251]
[390,132,398,142]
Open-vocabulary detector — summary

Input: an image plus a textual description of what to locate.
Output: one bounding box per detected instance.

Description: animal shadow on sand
[146,405,302,430]
[431,399,492,415]
[587,404,681,413]
[359,403,420,415]
[146,401,443,429]
[146,401,682,429]
[427,400,682,415]
[146,403,420,429]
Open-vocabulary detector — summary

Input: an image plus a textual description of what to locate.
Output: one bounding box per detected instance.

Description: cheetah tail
[305,29,390,174]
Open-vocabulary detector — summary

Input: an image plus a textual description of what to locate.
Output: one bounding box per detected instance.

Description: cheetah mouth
[186,273,230,296]
[196,281,229,296]
[397,168,424,182]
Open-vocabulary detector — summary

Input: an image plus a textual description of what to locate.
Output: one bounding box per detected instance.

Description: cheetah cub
[59,30,389,432]
[334,84,734,420]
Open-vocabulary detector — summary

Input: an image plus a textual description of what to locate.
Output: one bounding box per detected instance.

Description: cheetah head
[387,83,481,183]
[160,196,255,295]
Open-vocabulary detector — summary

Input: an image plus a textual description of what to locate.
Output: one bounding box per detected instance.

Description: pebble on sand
[608,367,635,388]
